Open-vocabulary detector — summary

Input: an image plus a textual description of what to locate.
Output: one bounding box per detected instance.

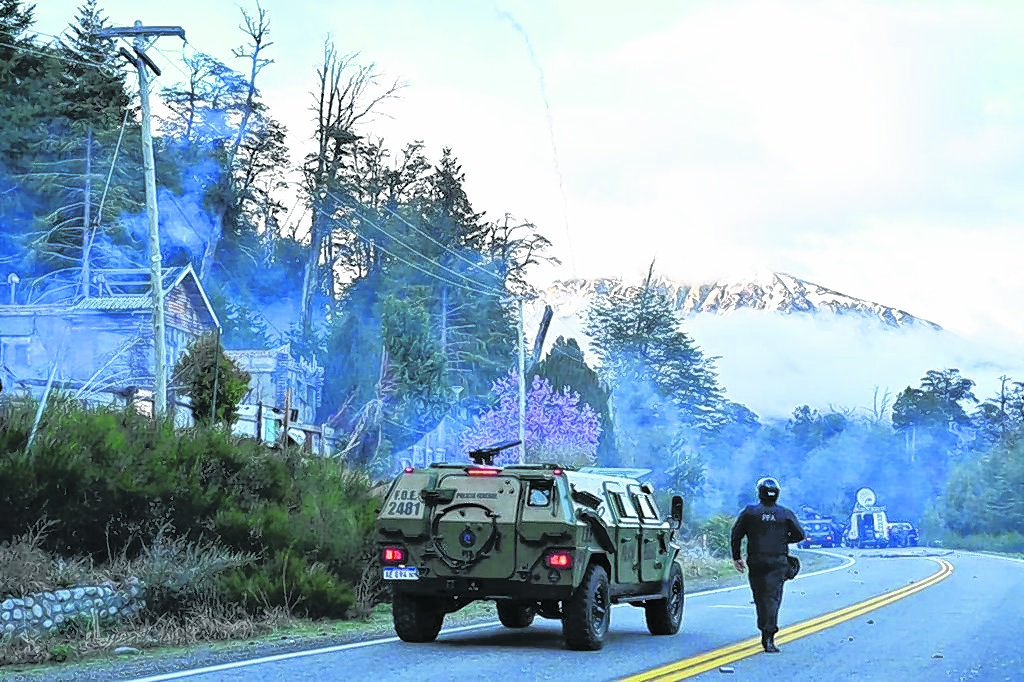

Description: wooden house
[0,264,219,409]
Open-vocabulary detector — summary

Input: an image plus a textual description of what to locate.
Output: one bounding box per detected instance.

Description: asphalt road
[99,548,1024,682]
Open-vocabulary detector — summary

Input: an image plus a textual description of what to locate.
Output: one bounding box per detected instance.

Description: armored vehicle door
[428,470,522,579]
[605,481,642,584]
[631,485,670,582]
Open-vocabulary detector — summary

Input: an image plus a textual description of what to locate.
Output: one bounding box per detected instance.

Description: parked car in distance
[798,519,839,548]
[886,522,919,548]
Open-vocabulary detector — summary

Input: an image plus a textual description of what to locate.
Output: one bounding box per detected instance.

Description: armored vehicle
[374,441,687,651]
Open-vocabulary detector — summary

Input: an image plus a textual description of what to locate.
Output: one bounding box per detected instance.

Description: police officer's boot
[763,634,780,653]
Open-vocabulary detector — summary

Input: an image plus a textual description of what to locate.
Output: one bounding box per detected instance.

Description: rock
[0,611,9,622]
[23,596,34,608]
[72,588,86,600]
[848,636,854,641]
[56,590,72,601]
[12,608,23,620]
[867,619,874,625]
[31,605,43,618]
[932,653,944,659]
[0,599,13,610]
[42,619,53,629]
[719,666,736,673]
[107,607,118,617]
[113,646,141,656]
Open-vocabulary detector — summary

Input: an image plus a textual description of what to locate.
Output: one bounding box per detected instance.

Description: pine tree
[0,0,64,275]
[585,263,723,430]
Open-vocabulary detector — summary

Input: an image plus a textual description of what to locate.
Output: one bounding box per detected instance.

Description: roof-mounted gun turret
[468,440,521,466]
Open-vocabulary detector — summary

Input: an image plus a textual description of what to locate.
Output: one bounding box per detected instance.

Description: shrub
[0,519,54,598]
[0,398,378,620]
[172,332,251,426]
[941,531,1024,554]
[97,523,256,618]
[696,514,736,558]
[220,551,355,619]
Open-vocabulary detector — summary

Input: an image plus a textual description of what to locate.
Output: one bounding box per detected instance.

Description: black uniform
[731,502,805,640]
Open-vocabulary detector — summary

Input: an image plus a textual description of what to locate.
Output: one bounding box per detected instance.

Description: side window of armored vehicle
[527,480,552,507]
[636,494,660,522]
[610,491,639,520]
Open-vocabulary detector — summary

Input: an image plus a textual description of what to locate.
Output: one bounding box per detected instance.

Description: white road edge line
[125,622,501,682]
[687,548,856,597]
[127,549,857,681]
[961,550,1024,564]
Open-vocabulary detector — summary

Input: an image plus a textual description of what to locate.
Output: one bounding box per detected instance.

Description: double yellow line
[622,557,954,681]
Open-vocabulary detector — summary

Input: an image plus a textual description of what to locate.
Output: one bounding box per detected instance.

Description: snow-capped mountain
[523,272,1019,421]
[532,271,941,331]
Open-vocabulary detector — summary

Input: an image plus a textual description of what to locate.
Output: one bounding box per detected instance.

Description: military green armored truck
[374,441,686,651]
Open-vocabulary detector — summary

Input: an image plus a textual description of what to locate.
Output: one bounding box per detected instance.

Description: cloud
[683,310,1024,420]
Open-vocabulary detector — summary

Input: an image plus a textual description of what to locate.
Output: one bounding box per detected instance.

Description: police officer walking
[730,477,805,653]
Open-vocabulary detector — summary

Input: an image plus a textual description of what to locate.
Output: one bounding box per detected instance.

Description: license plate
[383,567,419,581]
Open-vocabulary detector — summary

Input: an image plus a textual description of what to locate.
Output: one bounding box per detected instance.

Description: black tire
[562,563,611,651]
[393,593,444,643]
[645,563,685,636]
[497,601,536,628]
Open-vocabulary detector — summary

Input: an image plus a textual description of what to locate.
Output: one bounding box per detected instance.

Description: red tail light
[382,546,406,565]
[552,468,563,476]
[403,467,414,474]
[545,550,573,569]
[467,467,500,477]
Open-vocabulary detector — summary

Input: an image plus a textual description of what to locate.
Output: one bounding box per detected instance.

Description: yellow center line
[621,558,954,682]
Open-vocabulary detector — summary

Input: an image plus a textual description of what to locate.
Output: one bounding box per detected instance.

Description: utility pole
[98,22,185,418]
[81,130,92,299]
[517,298,526,464]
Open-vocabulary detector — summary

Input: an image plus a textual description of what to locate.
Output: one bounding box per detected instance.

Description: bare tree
[298,40,402,331]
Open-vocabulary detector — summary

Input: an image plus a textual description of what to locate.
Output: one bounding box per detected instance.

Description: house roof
[75,264,220,328]
[0,264,220,330]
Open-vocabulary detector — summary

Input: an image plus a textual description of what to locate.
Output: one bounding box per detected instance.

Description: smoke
[493,3,575,276]
[121,158,222,263]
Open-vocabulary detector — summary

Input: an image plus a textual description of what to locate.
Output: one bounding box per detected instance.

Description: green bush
[940,531,1024,554]
[696,514,736,558]
[0,397,378,619]
[220,552,355,619]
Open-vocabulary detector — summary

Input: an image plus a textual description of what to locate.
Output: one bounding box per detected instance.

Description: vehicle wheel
[645,563,684,636]
[562,563,611,651]
[393,593,444,643]
[497,601,536,628]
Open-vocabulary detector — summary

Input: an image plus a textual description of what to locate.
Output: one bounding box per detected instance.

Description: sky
[32,0,1024,347]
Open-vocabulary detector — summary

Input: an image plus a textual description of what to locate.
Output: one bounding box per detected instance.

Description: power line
[376,196,503,284]
[308,198,503,298]
[321,187,508,298]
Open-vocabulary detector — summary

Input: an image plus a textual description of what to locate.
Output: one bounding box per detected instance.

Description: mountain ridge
[533,271,942,331]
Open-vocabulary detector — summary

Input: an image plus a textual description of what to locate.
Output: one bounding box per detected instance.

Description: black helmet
[757,477,781,503]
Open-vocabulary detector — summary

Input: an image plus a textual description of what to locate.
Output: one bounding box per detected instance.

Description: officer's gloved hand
[733,558,746,573]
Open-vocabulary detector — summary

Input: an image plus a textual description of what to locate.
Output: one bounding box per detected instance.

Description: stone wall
[0,579,145,638]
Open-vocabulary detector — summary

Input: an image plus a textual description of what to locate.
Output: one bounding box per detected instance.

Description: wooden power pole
[98,21,185,418]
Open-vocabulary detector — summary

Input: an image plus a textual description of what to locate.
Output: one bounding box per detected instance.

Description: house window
[3,341,29,366]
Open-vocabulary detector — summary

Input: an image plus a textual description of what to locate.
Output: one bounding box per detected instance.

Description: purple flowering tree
[460,370,602,466]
